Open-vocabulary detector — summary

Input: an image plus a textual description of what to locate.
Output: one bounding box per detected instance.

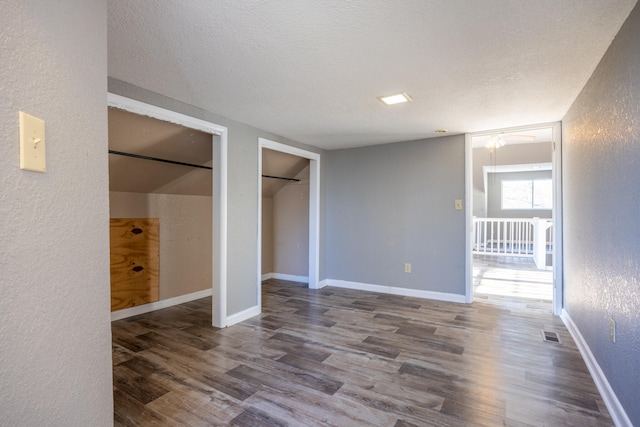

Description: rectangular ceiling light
[377,92,412,105]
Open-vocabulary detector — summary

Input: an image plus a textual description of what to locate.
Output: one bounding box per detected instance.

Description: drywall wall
[326,135,465,294]
[562,2,640,424]
[273,166,310,277]
[108,78,326,315]
[473,142,551,216]
[110,192,212,300]
[486,170,552,218]
[262,197,274,275]
[0,2,113,426]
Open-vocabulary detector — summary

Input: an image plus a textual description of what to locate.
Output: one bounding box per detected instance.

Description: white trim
[464,133,473,303]
[226,305,261,327]
[318,279,329,289]
[265,273,310,283]
[551,121,563,315]
[261,273,273,281]
[111,289,212,322]
[107,93,228,328]
[561,310,632,427]
[107,93,225,135]
[257,138,322,316]
[327,279,467,304]
[466,122,562,311]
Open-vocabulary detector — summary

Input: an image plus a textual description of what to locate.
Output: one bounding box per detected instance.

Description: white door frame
[257,138,321,308]
[107,93,229,327]
[465,122,563,315]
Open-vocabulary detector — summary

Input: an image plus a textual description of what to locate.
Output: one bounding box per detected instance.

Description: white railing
[473,217,553,269]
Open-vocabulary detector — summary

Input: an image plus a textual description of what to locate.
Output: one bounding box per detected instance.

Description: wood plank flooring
[112,279,612,426]
[473,254,553,313]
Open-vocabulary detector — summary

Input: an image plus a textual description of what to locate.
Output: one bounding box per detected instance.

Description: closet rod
[108,150,212,170]
[261,174,300,182]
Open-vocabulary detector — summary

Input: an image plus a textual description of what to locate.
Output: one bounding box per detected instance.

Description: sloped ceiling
[108,108,213,196]
[262,149,310,197]
[108,108,310,197]
[108,0,637,150]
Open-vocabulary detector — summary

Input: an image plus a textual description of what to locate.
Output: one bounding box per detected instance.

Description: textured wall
[326,135,466,294]
[0,2,114,426]
[273,166,310,277]
[562,2,640,424]
[108,78,326,315]
[110,192,213,300]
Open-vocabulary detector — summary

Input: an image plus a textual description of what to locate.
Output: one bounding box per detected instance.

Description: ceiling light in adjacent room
[377,92,412,105]
[435,129,448,133]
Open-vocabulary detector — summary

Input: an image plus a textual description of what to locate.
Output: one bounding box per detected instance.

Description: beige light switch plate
[19,111,46,172]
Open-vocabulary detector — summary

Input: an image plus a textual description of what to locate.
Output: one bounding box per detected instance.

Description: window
[502,179,552,210]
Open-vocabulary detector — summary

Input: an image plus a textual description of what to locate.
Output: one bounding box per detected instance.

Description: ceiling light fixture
[485,135,506,150]
[377,92,412,105]
[435,129,448,133]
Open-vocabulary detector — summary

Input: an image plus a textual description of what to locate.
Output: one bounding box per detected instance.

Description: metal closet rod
[108,150,212,170]
[109,150,300,181]
[261,174,300,182]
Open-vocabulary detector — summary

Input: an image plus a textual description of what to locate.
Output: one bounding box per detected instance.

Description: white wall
[0,2,113,426]
[110,192,212,300]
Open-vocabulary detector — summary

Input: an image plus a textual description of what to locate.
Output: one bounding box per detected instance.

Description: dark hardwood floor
[112,279,612,426]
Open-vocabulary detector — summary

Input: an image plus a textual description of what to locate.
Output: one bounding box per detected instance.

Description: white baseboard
[111,288,213,321]
[226,305,261,327]
[262,272,309,283]
[561,309,632,427]
[326,279,467,304]
[317,279,329,289]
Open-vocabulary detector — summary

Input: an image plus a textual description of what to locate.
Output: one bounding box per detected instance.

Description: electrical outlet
[610,317,616,343]
[404,263,411,273]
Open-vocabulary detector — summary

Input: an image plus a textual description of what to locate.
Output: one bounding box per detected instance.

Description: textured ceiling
[108,0,638,150]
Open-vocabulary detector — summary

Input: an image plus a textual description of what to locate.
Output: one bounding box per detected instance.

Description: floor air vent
[541,330,561,344]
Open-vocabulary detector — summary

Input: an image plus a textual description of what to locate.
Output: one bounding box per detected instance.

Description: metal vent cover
[541,330,561,343]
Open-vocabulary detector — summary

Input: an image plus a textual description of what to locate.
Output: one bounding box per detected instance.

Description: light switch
[19,111,46,172]
[454,199,463,210]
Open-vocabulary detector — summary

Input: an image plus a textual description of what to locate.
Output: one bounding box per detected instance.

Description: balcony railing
[473,217,552,269]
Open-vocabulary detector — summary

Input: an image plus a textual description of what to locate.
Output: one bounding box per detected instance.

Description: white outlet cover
[19,111,46,172]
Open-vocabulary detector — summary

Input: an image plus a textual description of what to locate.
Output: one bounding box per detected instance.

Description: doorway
[465,123,563,314]
[107,93,229,327]
[257,138,321,311]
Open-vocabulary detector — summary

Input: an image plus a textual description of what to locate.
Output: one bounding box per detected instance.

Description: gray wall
[473,142,551,217]
[486,170,552,218]
[326,135,466,295]
[108,79,326,314]
[0,1,114,425]
[562,2,640,424]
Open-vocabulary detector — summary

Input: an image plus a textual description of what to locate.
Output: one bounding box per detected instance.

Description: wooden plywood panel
[110,218,159,311]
